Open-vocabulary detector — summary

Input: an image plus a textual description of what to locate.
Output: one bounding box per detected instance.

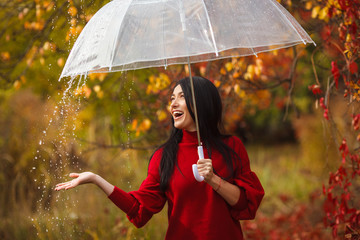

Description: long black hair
[156,76,240,192]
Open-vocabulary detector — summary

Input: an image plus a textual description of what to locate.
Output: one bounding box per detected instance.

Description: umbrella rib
[162,0,167,68]
[199,0,218,57]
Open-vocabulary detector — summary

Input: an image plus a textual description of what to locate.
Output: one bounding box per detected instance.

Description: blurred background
[0,0,359,239]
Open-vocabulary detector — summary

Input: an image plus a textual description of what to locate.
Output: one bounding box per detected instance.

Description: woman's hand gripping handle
[192,146,205,182]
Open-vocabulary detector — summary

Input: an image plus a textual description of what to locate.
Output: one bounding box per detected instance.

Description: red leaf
[339,138,349,164]
[308,84,322,95]
[349,61,358,75]
[352,114,360,130]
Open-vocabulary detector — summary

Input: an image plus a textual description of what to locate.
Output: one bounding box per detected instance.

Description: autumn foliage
[310,0,360,238]
[0,0,359,239]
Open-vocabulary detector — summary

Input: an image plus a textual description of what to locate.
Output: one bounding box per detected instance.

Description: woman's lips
[172,111,184,120]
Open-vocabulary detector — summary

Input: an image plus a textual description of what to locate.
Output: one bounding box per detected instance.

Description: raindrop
[39,140,42,145]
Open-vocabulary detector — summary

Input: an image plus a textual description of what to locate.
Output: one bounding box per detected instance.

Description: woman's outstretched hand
[55,172,96,191]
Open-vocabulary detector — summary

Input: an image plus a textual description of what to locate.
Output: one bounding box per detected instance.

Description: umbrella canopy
[61,0,314,78]
[60,0,315,182]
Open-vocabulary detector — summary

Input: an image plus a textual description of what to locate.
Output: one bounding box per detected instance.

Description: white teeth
[173,111,183,117]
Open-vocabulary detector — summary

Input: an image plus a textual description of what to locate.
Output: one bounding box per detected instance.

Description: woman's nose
[170,98,178,108]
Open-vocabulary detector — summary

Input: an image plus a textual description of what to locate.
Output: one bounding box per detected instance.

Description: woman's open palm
[55,172,95,191]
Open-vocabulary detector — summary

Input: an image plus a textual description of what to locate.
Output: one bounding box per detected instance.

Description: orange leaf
[1,52,10,61]
[68,6,78,17]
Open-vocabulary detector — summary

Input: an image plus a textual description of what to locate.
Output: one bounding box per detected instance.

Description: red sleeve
[228,137,265,220]
[108,149,167,228]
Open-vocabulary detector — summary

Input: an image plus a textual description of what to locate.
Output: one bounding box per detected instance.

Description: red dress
[108,130,264,239]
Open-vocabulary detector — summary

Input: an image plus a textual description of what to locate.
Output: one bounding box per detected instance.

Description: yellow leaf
[146,85,152,95]
[234,84,246,98]
[318,7,329,21]
[139,119,151,131]
[272,49,278,56]
[14,80,21,90]
[346,51,352,59]
[88,73,107,81]
[234,84,240,95]
[147,74,170,94]
[245,64,255,80]
[225,62,233,72]
[43,42,50,51]
[311,6,321,19]
[93,85,101,92]
[36,7,42,19]
[346,34,351,42]
[344,16,352,26]
[159,73,170,89]
[157,110,167,121]
[244,72,252,80]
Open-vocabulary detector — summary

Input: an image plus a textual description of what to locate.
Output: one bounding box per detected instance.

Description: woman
[55,76,264,239]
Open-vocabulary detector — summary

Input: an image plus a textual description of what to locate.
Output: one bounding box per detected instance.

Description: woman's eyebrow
[171,91,183,96]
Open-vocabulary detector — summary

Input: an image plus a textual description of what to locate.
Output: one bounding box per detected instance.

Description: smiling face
[170,85,196,132]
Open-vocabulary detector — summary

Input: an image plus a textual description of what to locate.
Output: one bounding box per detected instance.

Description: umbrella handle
[192,146,205,182]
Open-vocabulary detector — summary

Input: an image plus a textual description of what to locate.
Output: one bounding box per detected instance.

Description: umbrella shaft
[187,57,201,147]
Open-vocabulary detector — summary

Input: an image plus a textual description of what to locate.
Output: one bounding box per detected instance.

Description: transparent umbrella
[61,0,315,181]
